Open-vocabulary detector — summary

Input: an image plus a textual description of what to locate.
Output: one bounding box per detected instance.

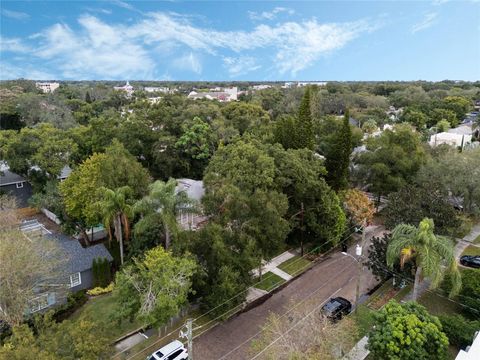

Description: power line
[247,246,480,360]
[191,224,360,326]
[117,225,365,360]
[215,262,355,360]
[249,292,340,360]
[365,257,480,315]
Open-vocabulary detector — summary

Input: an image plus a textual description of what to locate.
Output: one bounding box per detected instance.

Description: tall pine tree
[325,109,352,191]
[295,87,315,150]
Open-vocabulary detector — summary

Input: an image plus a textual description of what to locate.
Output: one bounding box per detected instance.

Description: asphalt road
[193,229,382,360]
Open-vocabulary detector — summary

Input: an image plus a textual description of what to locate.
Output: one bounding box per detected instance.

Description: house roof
[176,178,205,202]
[0,161,26,186]
[46,233,113,274]
[447,125,473,135]
[58,165,72,179]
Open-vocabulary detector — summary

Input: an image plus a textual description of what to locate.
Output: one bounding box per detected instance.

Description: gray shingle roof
[46,234,113,274]
[0,162,26,185]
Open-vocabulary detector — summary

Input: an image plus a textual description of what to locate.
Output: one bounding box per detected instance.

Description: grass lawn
[418,291,462,317]
[473,234,480,244]
[70,293,143,342]
[352,304,375,338]
[277,255,312,276]
[254,272,286,292]
[461,244,480,257]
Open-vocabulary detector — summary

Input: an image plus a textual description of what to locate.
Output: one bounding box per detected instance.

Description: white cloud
[33,15,155,79]
[130,12,375,75]
[0,37,31,53]
[248,7,295,21]
[223,56,261,77]
[1,9,30,20]
[175,52,202,74]
[2,12,379,78]
[110,0,135,11]
[411,12,438,33]
[84,7,113,15]
[0,62,54,80]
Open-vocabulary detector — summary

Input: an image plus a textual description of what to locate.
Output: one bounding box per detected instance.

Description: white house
[188,87,238,102]
[114,81,134,96]
[36,82,60,93]
[144,86,172,93]
[252,84,272,91]
[429,132,472,149]
[456,331,480,360]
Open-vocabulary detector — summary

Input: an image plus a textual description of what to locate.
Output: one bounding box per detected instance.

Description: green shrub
[443,269,480,320]
[439,314,480,348]
[87,283,114,296]
[92,257,111,288]
[53,290,88,322]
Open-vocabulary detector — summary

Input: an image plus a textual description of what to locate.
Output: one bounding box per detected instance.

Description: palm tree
[386,218,461,301]
[134,179,197,249]
[99,186,133,266]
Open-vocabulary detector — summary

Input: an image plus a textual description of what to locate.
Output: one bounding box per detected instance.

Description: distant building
[252,84,272,91]
[144,86,173,94]
[297,81,327,87]
[114,81,134,96]
[147,97,162,104]
[188,87,238,102]
[36,82,60,93]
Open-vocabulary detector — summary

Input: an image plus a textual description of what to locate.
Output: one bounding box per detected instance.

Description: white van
[146,340,188,360]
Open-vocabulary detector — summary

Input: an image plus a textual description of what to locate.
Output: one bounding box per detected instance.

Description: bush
[0,320,12,345]
[92,257,112,288]
[53,290,88,322]
[87,283,114,296]
[443,269,480,320]
[439,314,480,348]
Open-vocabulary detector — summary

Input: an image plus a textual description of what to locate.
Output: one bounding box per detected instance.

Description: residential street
[193,226,384,360]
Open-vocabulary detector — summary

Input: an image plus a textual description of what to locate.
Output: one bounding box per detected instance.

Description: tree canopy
[60,141,150,231]
[367,300,449,360]
[113,246,197,327]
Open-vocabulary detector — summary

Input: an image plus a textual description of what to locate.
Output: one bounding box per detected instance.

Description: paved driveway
[193,243,380,360]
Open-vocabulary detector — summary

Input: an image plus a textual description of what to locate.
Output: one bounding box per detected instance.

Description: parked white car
[146,340,188,360]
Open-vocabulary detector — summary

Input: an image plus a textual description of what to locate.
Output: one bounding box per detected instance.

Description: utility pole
[187,318,193,360]
[354,220,366,314]
[180,318,193,360]
[300,202,304,256]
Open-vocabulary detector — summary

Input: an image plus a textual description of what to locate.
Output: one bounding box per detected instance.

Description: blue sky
[1,0,479,81]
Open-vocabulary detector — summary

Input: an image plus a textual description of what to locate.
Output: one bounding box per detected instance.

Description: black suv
[460,255,480,269]
[321,297,352,321]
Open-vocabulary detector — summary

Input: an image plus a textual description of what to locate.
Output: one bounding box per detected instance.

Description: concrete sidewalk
[251,249,298,280]
[455,223,480,259]
[343,336,369,360]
